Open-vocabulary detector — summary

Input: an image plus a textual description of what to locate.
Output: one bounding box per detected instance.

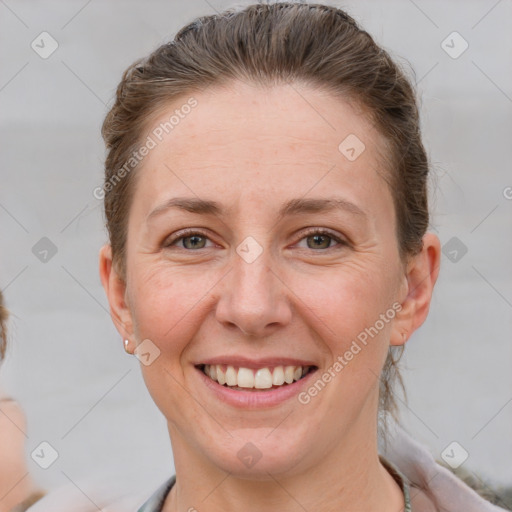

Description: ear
[390,233,441,346]
[99,244,134,341]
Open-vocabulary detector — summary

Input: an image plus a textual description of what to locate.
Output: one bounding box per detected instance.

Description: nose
[215,247,292,338]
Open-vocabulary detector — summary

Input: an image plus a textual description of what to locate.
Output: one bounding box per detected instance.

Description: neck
[162,415,404,512]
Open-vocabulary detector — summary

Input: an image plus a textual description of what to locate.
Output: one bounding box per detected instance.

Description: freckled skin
[100,81,440,512]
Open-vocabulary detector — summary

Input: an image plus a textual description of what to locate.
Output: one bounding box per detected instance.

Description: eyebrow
[146,196,367,223]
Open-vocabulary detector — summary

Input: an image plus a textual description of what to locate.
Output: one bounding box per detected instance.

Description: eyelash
[163,227,347,252]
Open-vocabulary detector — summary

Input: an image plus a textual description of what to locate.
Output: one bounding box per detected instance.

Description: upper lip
[195,356,318,369]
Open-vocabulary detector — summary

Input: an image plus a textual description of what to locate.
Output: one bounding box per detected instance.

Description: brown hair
[101,2,429,418]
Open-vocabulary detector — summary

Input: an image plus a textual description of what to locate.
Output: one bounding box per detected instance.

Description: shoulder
[25,477,150,512]
[380,420,509,512]
[0,397,44,511]
[26,476,176,512]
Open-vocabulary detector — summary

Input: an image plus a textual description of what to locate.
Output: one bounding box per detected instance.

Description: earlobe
[98,244,134,340]
[390,233,441,346]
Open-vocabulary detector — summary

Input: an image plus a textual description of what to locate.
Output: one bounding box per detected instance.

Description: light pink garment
[380,421,508,512]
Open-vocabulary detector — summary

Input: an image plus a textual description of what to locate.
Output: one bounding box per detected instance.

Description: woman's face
[101,80,435,477]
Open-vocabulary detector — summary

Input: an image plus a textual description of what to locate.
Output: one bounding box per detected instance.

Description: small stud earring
[123,339,131,354]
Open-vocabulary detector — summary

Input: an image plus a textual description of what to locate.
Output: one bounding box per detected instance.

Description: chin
[203,430,312,479]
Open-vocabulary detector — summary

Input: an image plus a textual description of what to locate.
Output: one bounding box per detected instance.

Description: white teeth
[284,366,295,384]
[254,368,273,389]
[202,364,311,390]
[272,366,285,385]
[216,366,226,385]
[225,365,237,386]
[237,367,254,388]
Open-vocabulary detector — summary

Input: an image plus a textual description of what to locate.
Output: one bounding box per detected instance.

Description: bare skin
[0,394,42,512]
[100,80,440,511]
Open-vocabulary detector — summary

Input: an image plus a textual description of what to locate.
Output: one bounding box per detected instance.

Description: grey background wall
[0,0,511,499]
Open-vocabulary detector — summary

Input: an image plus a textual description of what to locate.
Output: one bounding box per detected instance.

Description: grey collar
[137,476,176,512]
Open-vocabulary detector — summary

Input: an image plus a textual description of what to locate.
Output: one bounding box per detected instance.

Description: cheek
[127,265,210,415]
[289,263,398,411]
[127,265,202,351]
[291,268,396,418]
[291,261,397,345]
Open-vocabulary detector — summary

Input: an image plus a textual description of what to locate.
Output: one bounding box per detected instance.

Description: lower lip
[195,366,318,408]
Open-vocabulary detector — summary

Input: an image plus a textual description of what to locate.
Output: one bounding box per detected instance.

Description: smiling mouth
[196,364,317,391]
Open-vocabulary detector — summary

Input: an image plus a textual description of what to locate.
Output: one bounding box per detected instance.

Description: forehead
[132,80,391,220]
